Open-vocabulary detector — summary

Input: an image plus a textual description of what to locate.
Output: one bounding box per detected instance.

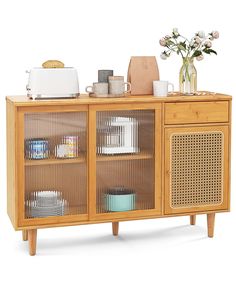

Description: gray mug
[85,82,108,95]
[98,70,113,83]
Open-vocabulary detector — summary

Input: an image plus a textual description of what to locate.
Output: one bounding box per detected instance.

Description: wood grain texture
[165,101,229,124]
[112,222,119,236]
[190,215,196,225]
[6,100,17,228]
[16,209,228,230]
[6,95,231,241]
[207,213,215,237]
[228,100,232,210]
[6,93,232,107]
[22,230,28,241]
[28,229,37,256]
[154,104,162,214]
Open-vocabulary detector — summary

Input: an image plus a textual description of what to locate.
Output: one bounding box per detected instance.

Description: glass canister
[55,135,79,158]
[25,138,49,160]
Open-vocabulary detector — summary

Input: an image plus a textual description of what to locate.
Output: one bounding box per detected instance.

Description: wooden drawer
[164,101,229,124]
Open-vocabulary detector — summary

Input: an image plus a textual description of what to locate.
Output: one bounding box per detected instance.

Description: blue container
[25,138,49,160]
[104,187,136,212]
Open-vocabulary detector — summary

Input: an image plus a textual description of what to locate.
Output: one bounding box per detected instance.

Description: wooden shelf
[97,151,153,162]
[25,156,86,166]
[25,151,153,165]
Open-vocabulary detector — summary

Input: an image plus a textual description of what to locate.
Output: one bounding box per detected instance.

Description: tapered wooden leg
[22,230,28,241]
[28,229,37,256]
[190,215,196,225]
[112,222,119,236]
[207,213,215,238]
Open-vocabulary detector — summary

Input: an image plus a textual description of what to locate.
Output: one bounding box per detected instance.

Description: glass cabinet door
[21,109,88,224]
[90,105,162,220]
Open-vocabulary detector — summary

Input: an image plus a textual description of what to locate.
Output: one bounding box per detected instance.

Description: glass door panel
[96,110,155,214]
[24,112,87,219]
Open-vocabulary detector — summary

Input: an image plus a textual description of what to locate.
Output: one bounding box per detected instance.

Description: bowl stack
[26,191,67,218]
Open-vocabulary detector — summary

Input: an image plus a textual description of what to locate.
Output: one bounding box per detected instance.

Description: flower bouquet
[159,28,219,94]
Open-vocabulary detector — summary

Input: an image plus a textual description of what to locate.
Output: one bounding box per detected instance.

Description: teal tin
[104,187,136,212]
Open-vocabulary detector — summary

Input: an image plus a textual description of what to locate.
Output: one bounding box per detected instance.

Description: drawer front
[165,101,229,124]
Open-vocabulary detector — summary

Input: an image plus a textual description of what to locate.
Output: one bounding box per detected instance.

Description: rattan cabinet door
[164,126,229,215]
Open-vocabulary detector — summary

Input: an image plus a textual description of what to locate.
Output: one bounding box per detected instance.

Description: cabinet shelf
[97,151,153,162]
[25,156,86,166]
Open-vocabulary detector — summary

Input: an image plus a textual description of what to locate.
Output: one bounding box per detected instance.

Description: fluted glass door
[24,111,87,221]
[96,109,155,214]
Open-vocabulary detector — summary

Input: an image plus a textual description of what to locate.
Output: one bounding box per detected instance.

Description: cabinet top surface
[6,92,232,106]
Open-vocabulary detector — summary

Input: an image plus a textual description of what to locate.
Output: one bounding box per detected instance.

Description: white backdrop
[0,0,235,287]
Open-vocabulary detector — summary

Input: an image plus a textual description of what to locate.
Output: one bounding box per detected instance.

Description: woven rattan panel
[170,131,223,208]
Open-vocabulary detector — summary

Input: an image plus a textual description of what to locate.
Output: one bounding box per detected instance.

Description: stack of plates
[26,191,67,218]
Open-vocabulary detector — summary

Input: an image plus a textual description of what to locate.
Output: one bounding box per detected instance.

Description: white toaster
[26,67,80,99]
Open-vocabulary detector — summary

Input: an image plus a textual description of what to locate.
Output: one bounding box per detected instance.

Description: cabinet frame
[6,94,232,256]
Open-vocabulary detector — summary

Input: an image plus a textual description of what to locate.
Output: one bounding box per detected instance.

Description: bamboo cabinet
[6,94,232,255]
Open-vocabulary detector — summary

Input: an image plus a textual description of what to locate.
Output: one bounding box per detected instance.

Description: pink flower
[196,54,204,61]
[159,38,167,46]
[212,31,219,39]
[205,40,212,48]
[194,36,201,45]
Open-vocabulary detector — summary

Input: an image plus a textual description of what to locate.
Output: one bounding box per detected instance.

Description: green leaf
[203,48,217,55]
[203,47,210,54]
[192,50,202,57]
[166,39,175,46]
[178,44,186,51]
[180,42,187,49]
[207,49,217,55]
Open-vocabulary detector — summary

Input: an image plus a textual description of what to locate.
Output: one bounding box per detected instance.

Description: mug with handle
[153,80,174,96]
[108,76,131,95]
[85,82,108,95]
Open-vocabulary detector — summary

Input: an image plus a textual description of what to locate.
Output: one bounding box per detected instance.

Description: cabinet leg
[112,222,119,236]
[190,215,196,225]
[207,213,215,238]
[28,229,37,256]
[22,230,28,241]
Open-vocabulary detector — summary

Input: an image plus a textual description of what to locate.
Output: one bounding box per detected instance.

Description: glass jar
[179,57,197,95]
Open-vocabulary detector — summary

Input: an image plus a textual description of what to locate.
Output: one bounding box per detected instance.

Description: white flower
[190,38,195,46]
[160,52,168,60]
[159,38,167,46]
[196,54,204,61]
[165,35,171,39]
[197,30,205,38]
[212,30,219,39]
[173,28,179,36]
[205,40,212,48]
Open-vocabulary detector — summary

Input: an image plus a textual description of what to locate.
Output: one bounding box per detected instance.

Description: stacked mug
[86,70,131,97]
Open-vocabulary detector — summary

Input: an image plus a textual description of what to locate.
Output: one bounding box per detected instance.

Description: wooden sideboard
[6,93,232,255]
